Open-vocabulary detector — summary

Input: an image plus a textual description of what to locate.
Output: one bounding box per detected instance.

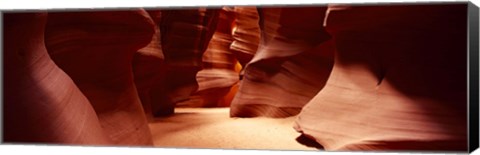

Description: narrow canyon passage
[2,2,473,152]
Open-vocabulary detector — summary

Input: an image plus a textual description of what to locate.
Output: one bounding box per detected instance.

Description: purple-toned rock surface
[4,13,111,145]
[132,10,166,121]
[44,10,155,145]
[294,4,468,151]
[155,8,220,115]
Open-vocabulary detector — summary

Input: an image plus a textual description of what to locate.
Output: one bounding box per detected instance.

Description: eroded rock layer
[194,7,239,107]
[44,10,155,145]
[230,6,261,67]
[132,10,166,121]
[294,4,468,151]
[156,8,220,115]
[4,13,111,145]
[3,5,470,151]
[229,7,333,117]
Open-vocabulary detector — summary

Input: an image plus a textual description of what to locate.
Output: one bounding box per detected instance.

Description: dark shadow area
[295,134,324,150]
[152,112,202,121]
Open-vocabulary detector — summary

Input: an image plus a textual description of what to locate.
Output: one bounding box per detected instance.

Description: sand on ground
[148,108,320,151]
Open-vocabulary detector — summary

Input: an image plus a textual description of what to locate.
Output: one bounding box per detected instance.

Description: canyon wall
[3,4,470,151]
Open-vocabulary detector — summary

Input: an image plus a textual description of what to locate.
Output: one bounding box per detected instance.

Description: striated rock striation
[44,10,155,145]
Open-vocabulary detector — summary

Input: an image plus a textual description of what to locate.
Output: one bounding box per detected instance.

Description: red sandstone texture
[230,7,261,67]
[2,4,470,152]
[194,7,239,107]
[155,8,220,116]
[4,13,111,145]
[44,10,155,145]
[229,7,333,117]
[294,4,468,151]
[132,10,166,121]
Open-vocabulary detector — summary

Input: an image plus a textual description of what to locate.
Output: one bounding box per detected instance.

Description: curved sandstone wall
[294,4,468,151]
[2,4,469,151]
[229,7,334,117]
[44,10,155,145]
[4,13,111,145]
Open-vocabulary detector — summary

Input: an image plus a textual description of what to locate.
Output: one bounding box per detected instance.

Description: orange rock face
[194,7,239,107]
[230,7,261,67]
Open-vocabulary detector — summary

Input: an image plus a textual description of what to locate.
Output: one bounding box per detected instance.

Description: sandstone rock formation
[193,6,265,108]
[194,7,239,107]
[229,7,334,117]
[4,13,111,145]
[294,4,468,151]
[2,4,471,151]
[132,10,166,121]
[156,8,220,115]
[230,6,261,67]
[44,10,155,145]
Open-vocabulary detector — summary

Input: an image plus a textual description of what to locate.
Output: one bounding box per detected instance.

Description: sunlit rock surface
[230,6,261,67]
[194,7,240,107]
[229,7,333,117]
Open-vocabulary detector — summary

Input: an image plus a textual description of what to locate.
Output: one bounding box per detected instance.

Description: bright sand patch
[148,108,320,150]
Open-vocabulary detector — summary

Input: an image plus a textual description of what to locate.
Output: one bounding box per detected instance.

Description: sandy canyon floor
[148,108,322,151]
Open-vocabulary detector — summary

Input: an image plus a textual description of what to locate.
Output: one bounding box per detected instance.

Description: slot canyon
[3,3,470,152]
